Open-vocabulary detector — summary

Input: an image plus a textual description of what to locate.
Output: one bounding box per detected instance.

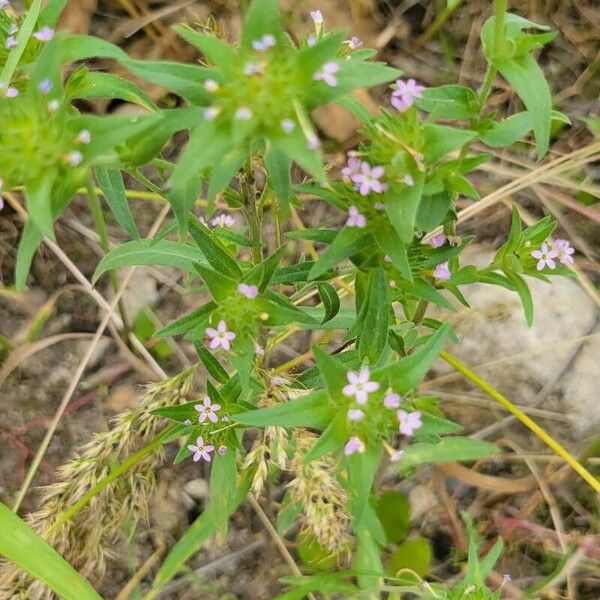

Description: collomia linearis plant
[0,0,599,599]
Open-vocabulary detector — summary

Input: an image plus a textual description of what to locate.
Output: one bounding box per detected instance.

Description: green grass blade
[0,502,102,600]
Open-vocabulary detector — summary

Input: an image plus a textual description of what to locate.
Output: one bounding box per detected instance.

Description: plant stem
[87,176,132,339]
[45,425,178,535]
[241,159,263,263]
[440,351,600,494]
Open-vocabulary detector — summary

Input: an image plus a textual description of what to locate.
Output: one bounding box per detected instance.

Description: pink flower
[391,78,425,111]
[343,367,379,405]
[252,34,276,52]
[238,283,259,299]
[341,155,362,183]
[206,320,236,351]
[77,130,91,144]
[281,119,295,133]
[33,26,55,42]
[218,445,228,455]
[5,86,18,98]
[204,106,220,121]
[346,205,366,228]
[310,10,323,25]
[307,133,321,150]
[194,395,221,423]
[383,391,401,408]
[203,79,219,92]
[428,234,446,248]
[345,36,363,50]
[188,435,215,462]
[434,261,451,281]
[397,410,422,436]
[314,62,339,87]
[5,36,17,49]
[68,151,83,167]
[531,242,557,271]
[347,408,365,421]
[352,162,386,196]
[234,107,253,120]
[210,214,235,228]
[255,343,265,357]
[553,239,575,265]
[344,436,365,456]
[390,449,404,462]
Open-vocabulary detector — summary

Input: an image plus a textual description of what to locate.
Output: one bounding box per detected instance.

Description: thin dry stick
[11,204,171,512]
[424,141,600,241]
[247,495,317,600]
[115,543,166,600]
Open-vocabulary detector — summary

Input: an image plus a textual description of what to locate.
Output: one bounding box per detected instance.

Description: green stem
[493,0,508,59]
[87,176,132,338]
[45,425,177,535]
[0,0,42,87]
[241,159,263,263]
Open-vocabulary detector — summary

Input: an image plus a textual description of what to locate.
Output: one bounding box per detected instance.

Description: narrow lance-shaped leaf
[95,167,140,240]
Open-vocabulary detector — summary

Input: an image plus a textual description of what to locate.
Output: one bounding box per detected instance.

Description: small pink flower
[218,445,228,455]
[243,62,262,75]
[33,26,55,42]
[397,410,422,436]
[5,86,18,98]
[206,320,236,351]
[374,202,385,211]
[347,408,365,421]
[234,106,253,120]
[343,366,379,405]
[341,156,362,183]
[204,106,221,121]
[391,78,425,111]
[307,34,317,47]
[345,36,363,50]
[77,130,91,144]
[238,283,259,299]
[210,214,235,228]
[5,36,17,49]
[307,133,321,150]
[344,436,365,456]
[428,234,446,248]
[346,205,366,228]
[255,344,265,357]
[68,151,83,167]
[281,119,295,133]
[252,34,276,52]
[531,242,557,271]
[553,239,575,265]
[390,449,404,462]
[194,395,221,423]
[314,62,339,87]
[352,162,386,196]
[188,435,215,462]
[383,392,401,408]
[434,261,451,281]
[310,10,323,25]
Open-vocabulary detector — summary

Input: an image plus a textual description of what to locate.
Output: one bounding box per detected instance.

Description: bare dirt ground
[1,1,599,598]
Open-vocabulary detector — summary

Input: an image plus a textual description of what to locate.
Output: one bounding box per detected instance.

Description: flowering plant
[0,0,597,598]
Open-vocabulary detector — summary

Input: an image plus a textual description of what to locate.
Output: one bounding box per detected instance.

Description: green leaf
[265,145,292,212]
[297,531,338,572]
[374,222,411,280]
[206,149,247,210]
[276,493,303,536]
[375,491,411,544]
[193,263,238,302]
[258,291,319,327]
[415,192,453,231]
[347,444,382,527]
[38,0,68,27]
[308,228,372,279]
[121,58,215,104]
[357,269,389,363]
[95,168,140,240]
[154,302,216,339]
[175,25,237,71]
[303,412,349,463]
[188,216,242,278]
[397,437,499,469]
[423,124,478,161]
[505,271,533,326]
[210,450,237,534]
[0,502,102,600]
[375,323,450,393]
[235,390,335,428]
[67,70,158,112]
[384,178,424,243]
[495,56,552,159]
[25,172,58,241]
[194,344,229,383]
[313,346,350,398]
[417,85,479,120]
[317,283,341,324]
[354,523,385,591]
[93,239,206,282]
[387,537,432,578]
[244,246,287,291]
